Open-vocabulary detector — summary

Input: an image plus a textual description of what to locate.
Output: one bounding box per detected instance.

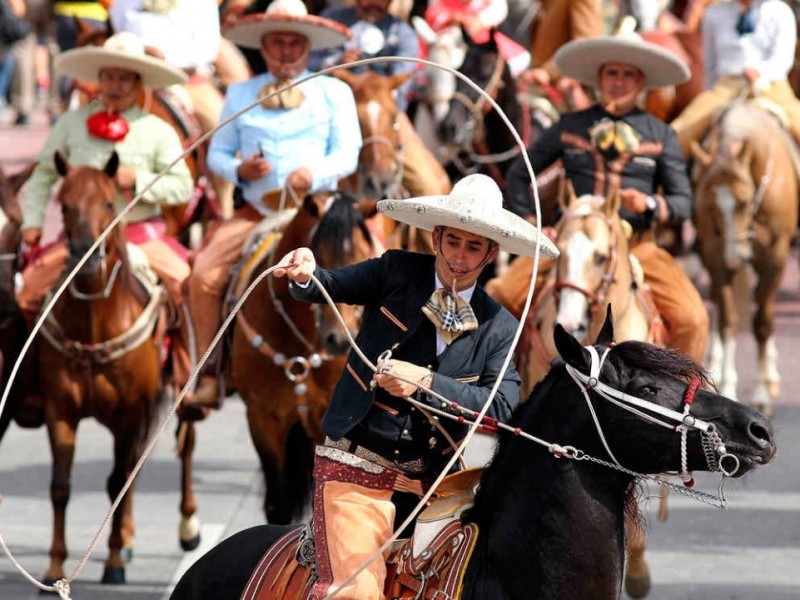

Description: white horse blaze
[557,231,594,333]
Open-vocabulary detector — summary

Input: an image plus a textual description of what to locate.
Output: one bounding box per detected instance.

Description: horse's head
[550,309,776,478]
[54,151,124,286]
[692,102,779,270]
[0,165,30,322]
[336,70,410,200]
[421,25,467,123]
[300,191,374,355]
[553,185,623,340]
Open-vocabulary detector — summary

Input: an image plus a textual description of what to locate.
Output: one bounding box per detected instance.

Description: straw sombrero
[55,32,187,88]
[224,0,351,51]
[554,33,690,89]
[377,174,559,259]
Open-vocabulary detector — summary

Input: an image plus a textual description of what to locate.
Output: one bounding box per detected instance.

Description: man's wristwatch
[644,195,658,219]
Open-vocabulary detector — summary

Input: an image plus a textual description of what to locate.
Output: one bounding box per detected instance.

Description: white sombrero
[554,33,690,89]
[377,174,559,259]
[55,32,187,88]
[224,0,351,51]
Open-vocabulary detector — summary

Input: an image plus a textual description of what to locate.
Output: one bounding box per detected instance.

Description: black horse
[437,29,524,186]
[170,312,776,600]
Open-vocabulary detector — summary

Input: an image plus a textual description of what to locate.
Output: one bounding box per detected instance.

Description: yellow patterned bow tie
[589,118,641,156]
[422,288,478,345]
[141,0,177,14]
[259,79,305,110]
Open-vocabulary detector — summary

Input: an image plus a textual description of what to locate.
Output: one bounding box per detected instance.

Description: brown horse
[335,69,433,254]
[0,163,38,444]
[691,100,799,416]
[229,191,375,524]
[37,152,172,585]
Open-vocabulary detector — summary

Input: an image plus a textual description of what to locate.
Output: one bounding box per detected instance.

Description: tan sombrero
[55,31,187,88]
[378,174,559,259]
[554,33,690,89]
[224,0,351,51]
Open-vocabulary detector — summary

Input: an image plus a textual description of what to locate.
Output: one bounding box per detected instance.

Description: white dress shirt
[702,0,797,88]
[109,0,220,71]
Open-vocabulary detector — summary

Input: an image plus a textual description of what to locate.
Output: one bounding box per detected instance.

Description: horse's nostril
[748,421,773,449]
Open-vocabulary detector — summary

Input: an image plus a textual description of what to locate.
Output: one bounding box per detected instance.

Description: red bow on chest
[87,111,130,142]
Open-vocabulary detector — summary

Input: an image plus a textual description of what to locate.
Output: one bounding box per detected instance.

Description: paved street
[1,110,799,599]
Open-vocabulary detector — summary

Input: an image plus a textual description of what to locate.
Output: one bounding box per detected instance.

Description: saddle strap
[241,528,315,600]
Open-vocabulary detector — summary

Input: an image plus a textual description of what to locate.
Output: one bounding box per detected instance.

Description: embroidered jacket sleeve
[311,77,362,191]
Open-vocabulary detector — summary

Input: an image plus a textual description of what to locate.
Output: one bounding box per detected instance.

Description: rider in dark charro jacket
[503,34,709,364]
[274,173,557,600]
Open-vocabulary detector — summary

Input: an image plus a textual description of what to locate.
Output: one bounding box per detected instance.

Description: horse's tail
[286,420,316,522]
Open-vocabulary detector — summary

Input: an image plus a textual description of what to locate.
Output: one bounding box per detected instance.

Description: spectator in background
[671,0,800,156]
[0,0,28,117]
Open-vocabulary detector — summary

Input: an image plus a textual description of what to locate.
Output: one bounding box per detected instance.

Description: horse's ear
[388,71,414,91]
[594,305,615,346]
[303,193,320,217]
[559,178,577,211]
[104,152,120,178]
[553,323,592,371]
[357,199,379,219]
[9,162,36,194]
[738,141,754,166]
[332,67,356,88]
[54,152,71,177]
[690,141,713,168]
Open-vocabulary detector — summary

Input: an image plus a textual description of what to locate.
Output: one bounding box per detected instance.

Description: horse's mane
[310,192,373,264]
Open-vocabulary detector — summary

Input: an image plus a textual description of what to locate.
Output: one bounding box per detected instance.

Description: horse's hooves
[101,565,126,584]
[180,533,201,552]
[624,569,652,599]
[753,402,775,418]
[120,546,133,563]
[38,579,59,595]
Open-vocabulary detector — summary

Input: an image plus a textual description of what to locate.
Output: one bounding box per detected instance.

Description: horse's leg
[102,428,141,584]
[750,245,788,415]
[246,405,294,524]
[624,509,651,599]
[177,418,201,550]
[710,278,740,400]
[44,414,78,585]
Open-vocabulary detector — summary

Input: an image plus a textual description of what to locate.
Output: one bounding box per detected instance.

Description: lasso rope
[0,56,547,598]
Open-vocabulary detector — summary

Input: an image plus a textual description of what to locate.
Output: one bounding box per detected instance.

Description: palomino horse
[170,311,777,600]
[493,188,662,598]
[0,163,37,445]
[229,191,375,524]
[37,152,175,584]
[691,100,799,416]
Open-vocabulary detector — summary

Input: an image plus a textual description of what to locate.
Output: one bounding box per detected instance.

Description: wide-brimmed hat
[224,0,351,51]
[377,174,559,258]
[554,33,690,89]
[55,32,187,88]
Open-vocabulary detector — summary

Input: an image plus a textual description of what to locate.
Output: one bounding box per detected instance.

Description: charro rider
[503,33,709,363]
[187,0,361,408]
[274,173,558,599]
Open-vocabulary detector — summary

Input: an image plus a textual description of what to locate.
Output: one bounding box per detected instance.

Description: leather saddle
[240,468,483,600]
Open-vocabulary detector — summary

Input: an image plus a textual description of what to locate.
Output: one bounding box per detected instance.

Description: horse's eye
[106,202,114,212]
[594,253,608,266]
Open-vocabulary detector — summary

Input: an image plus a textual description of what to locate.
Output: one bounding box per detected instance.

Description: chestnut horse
[336,69,432,254]
[37,152,174,585]
[691,101,799,417]
[229,191,375,524]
